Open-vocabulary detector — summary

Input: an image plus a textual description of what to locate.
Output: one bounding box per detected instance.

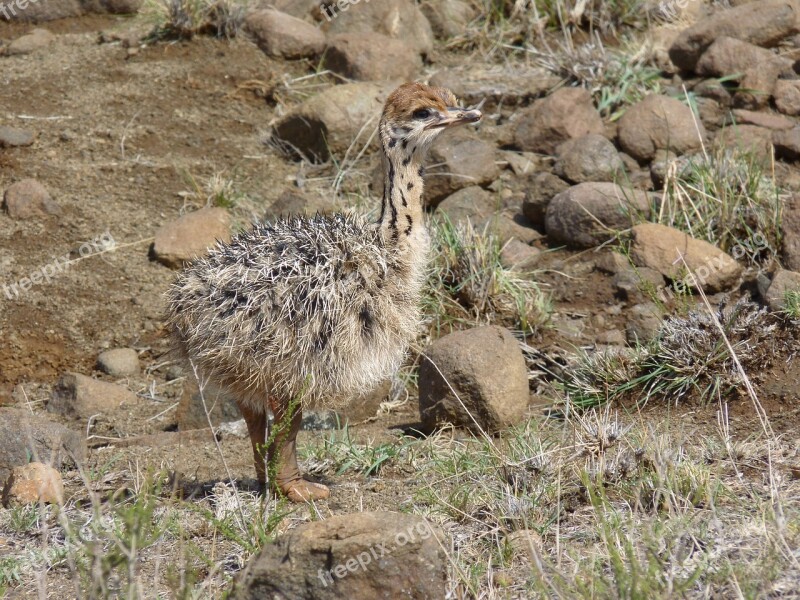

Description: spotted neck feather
[377,123,426,246]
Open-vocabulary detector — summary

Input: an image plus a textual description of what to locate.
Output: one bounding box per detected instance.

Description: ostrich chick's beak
[427,107,483,130]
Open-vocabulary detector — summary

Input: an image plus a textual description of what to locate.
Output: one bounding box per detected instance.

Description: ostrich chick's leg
[239,403,267,485]
[268,396,329,503]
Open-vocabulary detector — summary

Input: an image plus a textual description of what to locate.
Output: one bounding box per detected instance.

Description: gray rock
[772,126,800,161]
[482,213,542,246]
[782,194,800,270]
[668,0,800,71]
[0,126,35,148]
[733,60,784,110]
[425,130,499,205]
[629,223,742,293]
[0,408,85,482]
[555,134,624,183]
[613,266,665,302]
[232,511,447,599]
[618,94,706,162]
[243,9,325,59]
[545,182,651,249]
[714,125,774,166]
[500,238,540,271]
[695,37,785,78]
[49,373,137,420]
[513,88,604,155]
[521,171,569,228]
[321,0,434,56]
[3,179,61,219]
[774,80,800,117]
[419,325,529,433]
[272,82,390,161]
[97,348,140,377]
[152,207,231,269]
[323,33,421,81]
[420,0,476,39]
[176,378,241,430]
[429,65,560,110]
[436,186,494,225]
[764,269,800,311]
[6,28,55,55]
[626,302,664,344]
[265,188,337,218]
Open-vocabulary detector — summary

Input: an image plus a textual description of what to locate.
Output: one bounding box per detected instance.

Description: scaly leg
[239,402,268,486]
[268,396,329,503]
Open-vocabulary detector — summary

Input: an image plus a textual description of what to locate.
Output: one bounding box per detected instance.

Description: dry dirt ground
[1,9,799,600]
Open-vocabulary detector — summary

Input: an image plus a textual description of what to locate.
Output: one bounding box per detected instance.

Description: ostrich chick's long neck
[378,138,426,245]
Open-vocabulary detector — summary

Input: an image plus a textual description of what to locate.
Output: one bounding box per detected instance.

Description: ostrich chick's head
[379,82,482,162]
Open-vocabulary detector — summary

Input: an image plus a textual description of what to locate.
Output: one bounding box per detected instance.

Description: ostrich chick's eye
[412,108,432,120]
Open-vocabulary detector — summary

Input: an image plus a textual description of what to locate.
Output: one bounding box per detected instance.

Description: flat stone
[244,9,325,59]
[97,348,140,377]
[429,65,559,110]
[3,179,61,219]
[695,37,784,78]
[323,33,421,81]
[152,207,231,269]
[419,325,529,433]
[0,408,85,482]
[0,126,35,147]
[7,28,55,55]
[232,511,447,599]
[732,109,795,130]
[513,88,604,155]
[3,462,63,505]
[545,182,651,249]
[618,94,706,162]
[764,269,800,311]
[49,373,137,420]
[629,223,743,293]
[668,0,800,71]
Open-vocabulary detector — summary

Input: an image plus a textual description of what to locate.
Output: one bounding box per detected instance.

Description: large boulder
[151,207,231,269]
[3,0,141,21]
[420,0,477,39]
[49,373,137,420]
[695,37,787,78]
[424,130,499,205]
[554,134,624,184]
[419,326,529,433]
[629,223,743,293]
[513,88,604,155]
[0,408,85,482]
[3,179,60,219]
[244,9,325,59]
[272,82,390,162]
[429,65,559,110]
[232,512,447,599]
[764,269,800,312]
[321,0,434,56]
[618,94,706,163]
[668,0,800,72]
[323,33,421,81]
[545,182,651,249]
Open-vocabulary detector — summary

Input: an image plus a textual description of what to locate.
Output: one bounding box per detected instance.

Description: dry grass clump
[657,146,784,265]
[143,0,247,40]
[559,301,784,409]
[413,409,800,598]
[424,218,552,336]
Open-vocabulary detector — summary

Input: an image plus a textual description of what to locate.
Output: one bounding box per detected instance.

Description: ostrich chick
[165,83,482,502]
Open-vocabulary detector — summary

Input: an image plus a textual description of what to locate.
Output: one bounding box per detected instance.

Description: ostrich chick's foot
[269,398,329,503]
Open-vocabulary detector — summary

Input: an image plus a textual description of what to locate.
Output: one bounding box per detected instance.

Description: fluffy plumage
[165,211,426,408]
